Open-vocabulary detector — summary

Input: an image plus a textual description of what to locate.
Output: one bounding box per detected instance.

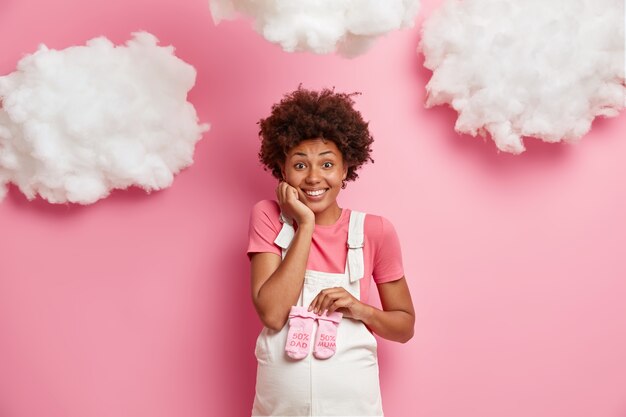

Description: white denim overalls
[252,210,384,417]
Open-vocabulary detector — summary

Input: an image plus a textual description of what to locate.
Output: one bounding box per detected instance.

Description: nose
[305,166,321,184]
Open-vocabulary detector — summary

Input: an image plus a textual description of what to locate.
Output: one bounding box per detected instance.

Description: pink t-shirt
[246,200,405,304]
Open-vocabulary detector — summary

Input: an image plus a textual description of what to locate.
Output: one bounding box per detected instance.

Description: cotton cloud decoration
[0,32,209,204]
[420,0,626,154]
[210,0,421,57]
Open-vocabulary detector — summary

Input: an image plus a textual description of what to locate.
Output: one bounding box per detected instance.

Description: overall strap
[273,212,294,260]
[347,210,366,283]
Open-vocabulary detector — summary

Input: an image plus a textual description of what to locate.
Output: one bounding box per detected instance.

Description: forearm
[255,223,314,329]
[360,305,415,343]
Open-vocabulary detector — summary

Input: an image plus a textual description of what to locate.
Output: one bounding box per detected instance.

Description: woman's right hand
[276,181,315,227]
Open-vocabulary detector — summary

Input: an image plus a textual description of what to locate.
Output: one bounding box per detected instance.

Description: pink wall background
[1,0,625,416]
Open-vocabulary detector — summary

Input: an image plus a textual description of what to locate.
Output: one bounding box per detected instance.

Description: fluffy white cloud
[420,0,625,154]
[210,0,421,57]
[0,32,208,204]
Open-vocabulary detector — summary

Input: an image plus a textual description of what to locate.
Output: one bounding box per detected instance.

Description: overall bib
[252,210,384,417]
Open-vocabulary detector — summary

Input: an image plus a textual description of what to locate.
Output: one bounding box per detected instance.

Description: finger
[319,296,334,315]
[325,291,350,313]
[307,294,320,312]
[326,299,346,315]
[279,182,288,204]
[324,290,353,315]
[334,306,353,319]
[309,288,343,313]
[326,294,354,314]
[285,184,298,203]
[283,184,292,203]
[317,289,344,315]
[290,184,300,201]
[312,289,334,314]
[282,183,293,209]
[311,291,328,314]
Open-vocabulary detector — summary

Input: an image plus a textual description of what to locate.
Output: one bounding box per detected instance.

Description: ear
[342,165,348,180]
[279,164,286,181]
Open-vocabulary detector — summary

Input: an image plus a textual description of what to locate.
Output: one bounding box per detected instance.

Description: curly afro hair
[258,86,374,187]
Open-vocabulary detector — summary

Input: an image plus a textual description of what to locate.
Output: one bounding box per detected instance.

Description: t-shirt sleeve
[247,200,282,259]
[372,216,405,284]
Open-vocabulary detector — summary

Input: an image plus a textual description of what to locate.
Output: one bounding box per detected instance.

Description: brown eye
[322,162,333,168]
[294,163,306,169]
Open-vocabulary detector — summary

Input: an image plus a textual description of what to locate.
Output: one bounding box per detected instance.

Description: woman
[247,87,415,416]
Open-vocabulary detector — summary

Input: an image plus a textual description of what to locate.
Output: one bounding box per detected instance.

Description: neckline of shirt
[313,208,350,230]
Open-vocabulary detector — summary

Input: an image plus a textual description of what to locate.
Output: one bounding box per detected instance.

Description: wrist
[357,303,375,324]
[296,219,315,232]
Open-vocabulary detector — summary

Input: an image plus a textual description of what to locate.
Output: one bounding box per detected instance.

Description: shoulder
[362,212,398,240]
[252,199,280,217]
[250,199,281,228]
[247,200,283,257]
[361,212,404,277]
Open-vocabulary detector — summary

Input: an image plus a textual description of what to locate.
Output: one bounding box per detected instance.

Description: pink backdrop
[1,1,625,416]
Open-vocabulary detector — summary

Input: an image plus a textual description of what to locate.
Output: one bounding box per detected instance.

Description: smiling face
[281,138,348,225]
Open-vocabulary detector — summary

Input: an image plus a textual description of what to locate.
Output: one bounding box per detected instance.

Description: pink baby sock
[285,306,316,360]
[313,311,343,359]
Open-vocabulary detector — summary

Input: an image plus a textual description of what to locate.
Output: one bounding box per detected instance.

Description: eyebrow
[292,151,336,157]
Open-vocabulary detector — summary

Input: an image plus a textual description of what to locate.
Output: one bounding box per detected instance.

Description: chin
[305,201,325,210]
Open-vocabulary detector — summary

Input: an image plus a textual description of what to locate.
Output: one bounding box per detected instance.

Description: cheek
[286,171,304,185]
[332,170,345,183]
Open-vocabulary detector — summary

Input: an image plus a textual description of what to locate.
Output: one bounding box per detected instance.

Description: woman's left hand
[308,287,371,321]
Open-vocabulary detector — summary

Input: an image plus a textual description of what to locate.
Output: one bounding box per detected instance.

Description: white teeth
[305,189,327,196]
